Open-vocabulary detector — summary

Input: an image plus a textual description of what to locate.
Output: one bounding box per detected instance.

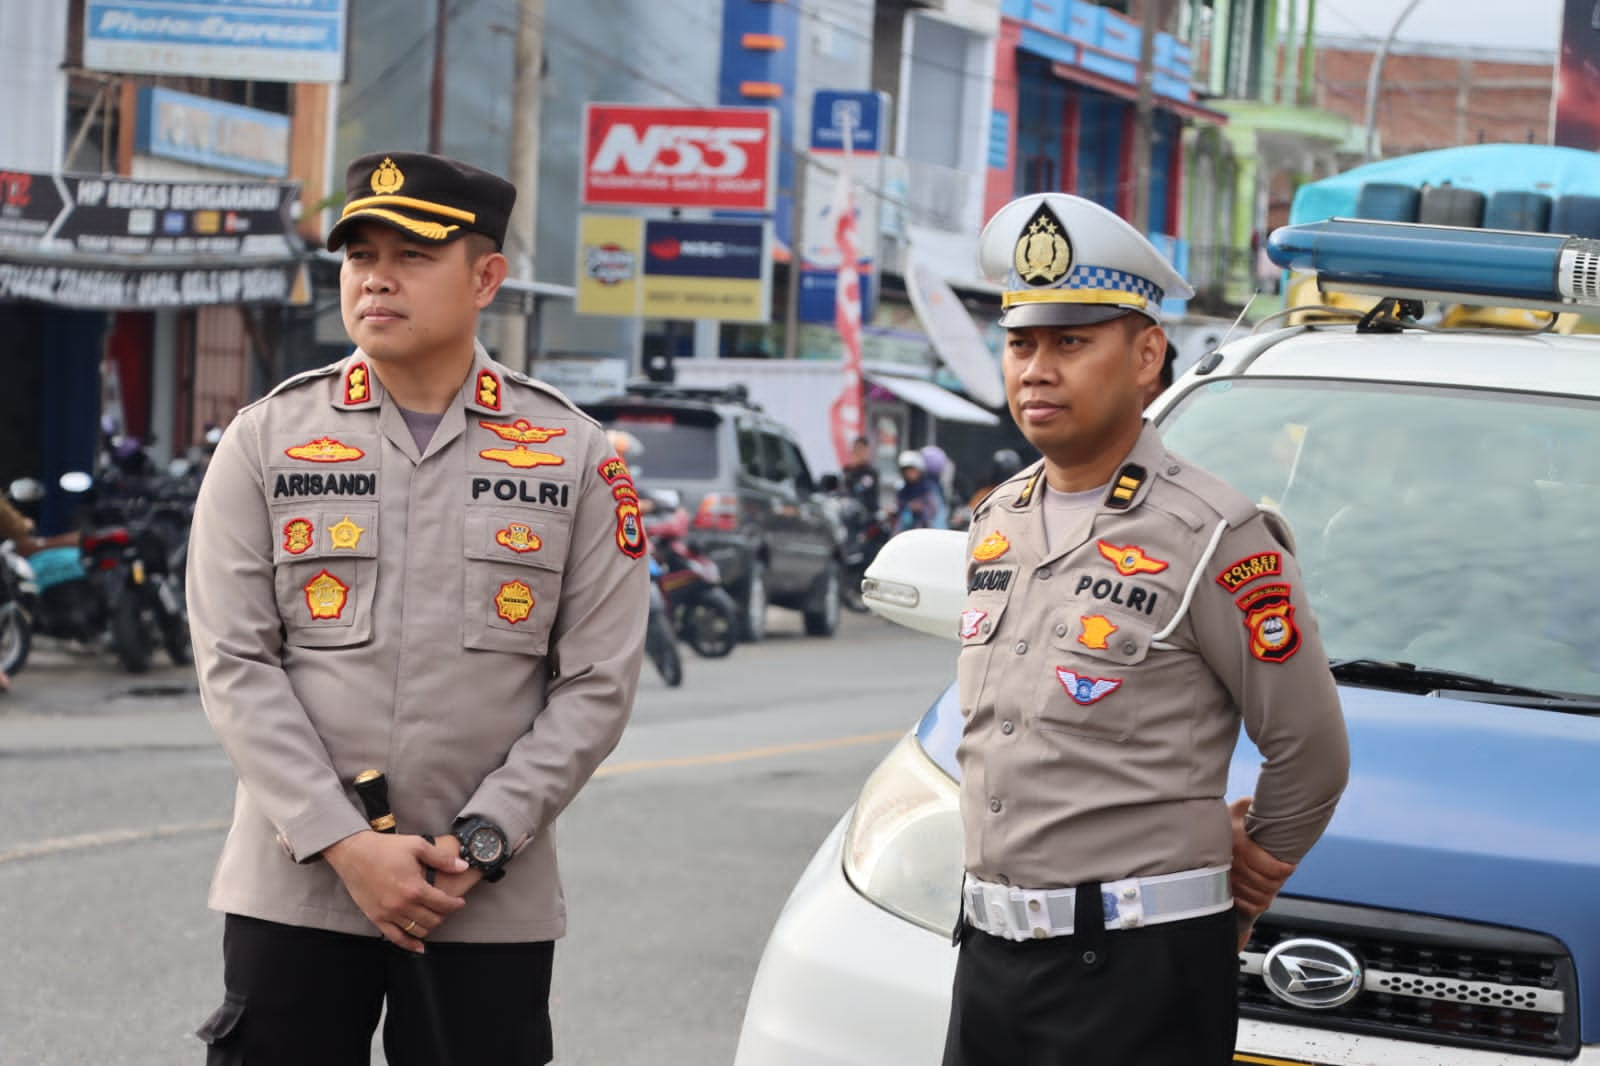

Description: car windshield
[603,414,721,481]
[1159,378,1600,698]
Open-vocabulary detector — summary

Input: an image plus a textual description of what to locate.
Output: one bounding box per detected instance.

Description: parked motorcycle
[645,555,684,687]
[0,538,33,679]
[834,495,890,615]
[640,487,739,659]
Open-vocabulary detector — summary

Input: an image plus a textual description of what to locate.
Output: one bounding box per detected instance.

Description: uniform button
[1121,641,1137,655]
[1001,720,1015,735]
[980,621,992,634]
[1037,567,1052,580]
[1054,623,1068,638]
[989,798,1002,813]
[1014,641,1028,655]
[1082,950,1098,964]
[1166,464,1181,476]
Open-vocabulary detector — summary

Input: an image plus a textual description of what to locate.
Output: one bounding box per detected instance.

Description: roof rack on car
[619,379,763,411]
[1266,218,1600,319]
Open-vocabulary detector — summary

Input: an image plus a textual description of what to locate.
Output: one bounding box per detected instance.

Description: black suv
[585,382,842,642]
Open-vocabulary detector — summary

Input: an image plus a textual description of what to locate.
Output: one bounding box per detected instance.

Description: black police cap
[326,151,516,252]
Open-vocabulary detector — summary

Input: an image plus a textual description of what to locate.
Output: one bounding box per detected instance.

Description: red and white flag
[828,131,864,469]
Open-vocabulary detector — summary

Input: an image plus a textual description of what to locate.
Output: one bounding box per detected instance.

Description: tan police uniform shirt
[957,422,1349,890]
[188,344,648,943]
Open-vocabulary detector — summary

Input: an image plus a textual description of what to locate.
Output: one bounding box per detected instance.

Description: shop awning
[867,373,1000,426]
[1048,62,1228,125]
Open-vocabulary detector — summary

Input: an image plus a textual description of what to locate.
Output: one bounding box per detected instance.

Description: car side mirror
[8,477,45,503]
[861,528,968,641]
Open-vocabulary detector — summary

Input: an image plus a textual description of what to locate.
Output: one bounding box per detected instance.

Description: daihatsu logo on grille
[1262,938,1363,1009]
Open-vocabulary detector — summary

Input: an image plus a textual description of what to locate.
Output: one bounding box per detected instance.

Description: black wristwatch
[451,816,510,883]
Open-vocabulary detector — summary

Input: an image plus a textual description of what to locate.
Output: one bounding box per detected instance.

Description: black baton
[353,769,455,1066]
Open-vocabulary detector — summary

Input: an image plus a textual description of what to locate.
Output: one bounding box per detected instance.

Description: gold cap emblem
[1012,202,1073,286]
[370,157,405,195]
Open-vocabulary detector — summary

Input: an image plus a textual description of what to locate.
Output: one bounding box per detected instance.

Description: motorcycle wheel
[156,575,192,666]
[646,611,684,687]
[685,588,738,659]
[111,592,153,674]
[0,601,31,679]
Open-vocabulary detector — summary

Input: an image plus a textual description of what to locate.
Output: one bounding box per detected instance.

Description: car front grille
[1238,898,1579,1058]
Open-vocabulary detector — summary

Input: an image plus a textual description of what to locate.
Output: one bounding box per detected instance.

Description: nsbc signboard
[582,105,776,211]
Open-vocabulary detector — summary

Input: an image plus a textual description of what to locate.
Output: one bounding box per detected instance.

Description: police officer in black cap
[188,151,647,1064]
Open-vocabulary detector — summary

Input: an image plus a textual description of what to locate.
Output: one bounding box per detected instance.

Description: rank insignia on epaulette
[1012,471,1042,509]
[304,570,349,619]
[1105,464,1146,510]
[476,369,502,411]
[343,362,371,406]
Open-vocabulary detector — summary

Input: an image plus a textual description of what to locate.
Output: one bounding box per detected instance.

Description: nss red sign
[582,104,776,212]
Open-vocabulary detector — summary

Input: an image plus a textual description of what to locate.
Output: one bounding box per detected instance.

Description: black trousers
[197,914,555,1066]
[942,907,1239,1066]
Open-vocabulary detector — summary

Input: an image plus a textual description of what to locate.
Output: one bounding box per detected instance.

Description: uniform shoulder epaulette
[1149,454,1259,528]
[504,368,600,428]
[973,462,1042,521]
[239,361,343,414]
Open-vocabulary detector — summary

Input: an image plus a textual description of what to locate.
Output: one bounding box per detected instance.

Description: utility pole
[501,0,544,373]
[429,0,448,154]
[1362,0,1424,162]
[1130,0,1164,233]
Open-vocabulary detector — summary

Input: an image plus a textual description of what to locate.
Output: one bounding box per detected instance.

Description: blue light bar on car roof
[1266,218,1600,311]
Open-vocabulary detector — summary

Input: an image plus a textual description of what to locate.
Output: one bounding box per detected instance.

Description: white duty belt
[964,866,1232,942]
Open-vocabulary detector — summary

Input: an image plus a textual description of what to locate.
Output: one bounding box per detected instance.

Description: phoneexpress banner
[0,168,303,309]
[581,104,777,212]
[84,0,348,84]
[576,215,771,324]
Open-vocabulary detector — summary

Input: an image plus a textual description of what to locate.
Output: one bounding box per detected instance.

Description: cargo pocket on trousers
[196,992,245,1063]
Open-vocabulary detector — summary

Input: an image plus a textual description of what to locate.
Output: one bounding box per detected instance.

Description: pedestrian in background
[944,192,1349,1066]
[187,151,648,1066]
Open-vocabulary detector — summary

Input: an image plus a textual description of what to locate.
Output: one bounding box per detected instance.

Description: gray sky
[1315,0,1564,51]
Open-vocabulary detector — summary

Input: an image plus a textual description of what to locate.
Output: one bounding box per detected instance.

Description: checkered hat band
[1062,266,1164,305]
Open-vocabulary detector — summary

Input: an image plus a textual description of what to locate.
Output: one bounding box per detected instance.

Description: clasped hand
[323,831,479,952]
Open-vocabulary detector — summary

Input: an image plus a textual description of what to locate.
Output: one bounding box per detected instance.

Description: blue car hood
[916,682,1600,1039]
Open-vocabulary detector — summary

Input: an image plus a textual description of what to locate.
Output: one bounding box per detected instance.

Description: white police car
[733,220,1600,1065]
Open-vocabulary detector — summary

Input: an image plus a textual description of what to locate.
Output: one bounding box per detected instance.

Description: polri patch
[304,570,349,620]
[282,518,313,555]
[1216,551,1283,593]
[1096,540,1168,576]
[972,531,1010,562]
[343,362,371,406]
[285,437,364,463]
[1055,668,1122,705]
[598,456,632,484]
[476,368,502,411]
[495,523,542,553]
[959,608,988,640]
[479,419,565,444]
[615,496,646,559]
[1236,583,1300,663]
[494,579,534,624]
[479,445,564,470]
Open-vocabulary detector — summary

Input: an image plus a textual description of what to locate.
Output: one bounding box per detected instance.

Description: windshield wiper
[1327,658,1600,711]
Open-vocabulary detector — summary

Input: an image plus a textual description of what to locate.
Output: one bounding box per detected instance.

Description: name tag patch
[1216,552,1282,593]
[274,472,377,498]
[470,478,570,508]
[969,567,1013,592]
[1073,575,1158,615]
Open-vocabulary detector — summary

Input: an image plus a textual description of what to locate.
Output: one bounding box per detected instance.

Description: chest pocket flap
[463,509,573,656]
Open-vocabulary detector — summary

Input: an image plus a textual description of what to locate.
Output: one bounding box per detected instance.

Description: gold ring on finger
[403,919,418,935]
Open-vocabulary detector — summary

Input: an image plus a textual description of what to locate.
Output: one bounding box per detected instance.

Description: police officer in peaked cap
[942,193,1349,1066]
[187,151,648,1064]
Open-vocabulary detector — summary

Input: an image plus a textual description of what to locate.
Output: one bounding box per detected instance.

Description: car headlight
[841,733,963,936]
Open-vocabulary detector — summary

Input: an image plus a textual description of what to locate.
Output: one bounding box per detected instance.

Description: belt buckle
[1103,876,1144,930]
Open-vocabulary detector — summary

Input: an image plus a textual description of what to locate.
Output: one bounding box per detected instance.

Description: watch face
[468,826,504,864]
